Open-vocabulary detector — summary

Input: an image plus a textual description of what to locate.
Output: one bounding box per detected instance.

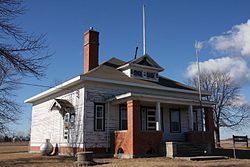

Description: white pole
[143,5,146,55]
[195,40,204,131]
[195,40,202,104]
[156,102,161,131]
[188,105,194,131]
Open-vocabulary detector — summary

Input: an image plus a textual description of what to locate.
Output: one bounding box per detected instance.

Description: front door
[141,107,156,131]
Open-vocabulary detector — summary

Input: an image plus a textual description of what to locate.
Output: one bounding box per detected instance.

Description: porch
[107,92,215,158]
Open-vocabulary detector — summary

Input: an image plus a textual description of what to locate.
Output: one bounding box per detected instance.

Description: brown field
[0,141,250,167]
[220,139,250,149]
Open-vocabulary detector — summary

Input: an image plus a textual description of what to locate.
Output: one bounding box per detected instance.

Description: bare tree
[0,0,50,133]
[189,71,250,147]
[0,69,20,133]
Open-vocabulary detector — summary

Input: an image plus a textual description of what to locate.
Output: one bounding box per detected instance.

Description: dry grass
[0,145,28,154]
[1,142,250,167]
[1,155,250,167]
[0,142,28,154]
[220,139,250,149]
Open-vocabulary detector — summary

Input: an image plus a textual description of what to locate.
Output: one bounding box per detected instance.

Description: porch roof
[106,92,215,107]
[49,99,74,112]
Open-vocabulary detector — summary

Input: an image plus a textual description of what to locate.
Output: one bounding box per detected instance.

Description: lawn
[0,142,250,167]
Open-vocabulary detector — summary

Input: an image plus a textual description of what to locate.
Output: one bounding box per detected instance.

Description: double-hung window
[170,109,181,133]
[94,103,105,131]
[119,105,127,130]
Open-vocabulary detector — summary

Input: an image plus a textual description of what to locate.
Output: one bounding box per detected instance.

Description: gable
[137,57,153,66]
[130,54,164,71]
[49,99,74,112]
[116,54,164,82]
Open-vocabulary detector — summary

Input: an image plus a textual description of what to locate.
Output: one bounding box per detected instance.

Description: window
[64,129,69,139]
[155,73,159,78]
[119,105,127,130]
[147,108,156,130]
[141,107,164,131]
[193,110,198,131]
[94,103,105,131]
[130,69,134,75]
[63,112,76,140]
[146,72,155,79]
[133,70,143,77]
[69,113,75,129]
[170,109,181,133]
[161,109,164,131]
[141,107,156,131]
[64,112,70,123]
[141,108,147,130]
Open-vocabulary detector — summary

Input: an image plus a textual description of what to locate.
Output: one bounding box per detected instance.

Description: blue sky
[12,0,250,138]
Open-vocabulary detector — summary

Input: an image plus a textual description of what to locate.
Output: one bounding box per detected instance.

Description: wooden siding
[30,87,84,148]
[83,86,125,148]
[30,80,205,150]
[162,105,189,141]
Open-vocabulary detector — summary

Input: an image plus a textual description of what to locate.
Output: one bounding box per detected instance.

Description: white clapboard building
[25,28,215,158]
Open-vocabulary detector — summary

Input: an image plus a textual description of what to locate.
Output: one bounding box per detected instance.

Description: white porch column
[188,105,193,131]
[201,108,205,132]
[156,102,161,131]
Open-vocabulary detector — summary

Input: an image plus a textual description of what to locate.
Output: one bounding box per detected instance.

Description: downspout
[82,88,86,152]
[106,102,110,152]
[59,110,62,150]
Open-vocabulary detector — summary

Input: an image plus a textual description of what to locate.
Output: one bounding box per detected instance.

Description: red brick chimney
[84,27,99,73]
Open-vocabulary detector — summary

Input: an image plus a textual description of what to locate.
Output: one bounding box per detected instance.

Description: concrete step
[166,142,212,158]
[175,143,209,157]
[176,156,229,161]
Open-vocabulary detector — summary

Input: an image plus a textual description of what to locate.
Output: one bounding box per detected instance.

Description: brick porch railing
[113,130,162,158]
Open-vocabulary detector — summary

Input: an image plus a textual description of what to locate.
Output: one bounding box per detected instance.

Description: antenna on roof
[134,46,138,59]
[143,4,147,55]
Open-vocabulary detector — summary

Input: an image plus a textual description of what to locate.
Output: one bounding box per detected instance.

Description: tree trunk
[215,127,221,147]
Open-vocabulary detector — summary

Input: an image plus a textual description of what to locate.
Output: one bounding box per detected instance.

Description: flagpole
[195,40,204,131]
[143,4,146,55]
[195,40,202,104]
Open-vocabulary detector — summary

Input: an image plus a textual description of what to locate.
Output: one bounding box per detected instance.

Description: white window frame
[119,105,127,130]
[170,109,181,133]
[94,103,105,131]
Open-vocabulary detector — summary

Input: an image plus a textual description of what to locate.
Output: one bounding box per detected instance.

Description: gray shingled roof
[83,57,197,91]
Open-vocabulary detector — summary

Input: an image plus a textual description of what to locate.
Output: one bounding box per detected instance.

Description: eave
[24,75,211,104]
[24,76,82,103]
[106,92,215,107]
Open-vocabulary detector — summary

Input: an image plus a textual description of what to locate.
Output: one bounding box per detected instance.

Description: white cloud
[186,57,250,85]
[187,20,250,86]
[231,95,248,107]
[209,20,250,57]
